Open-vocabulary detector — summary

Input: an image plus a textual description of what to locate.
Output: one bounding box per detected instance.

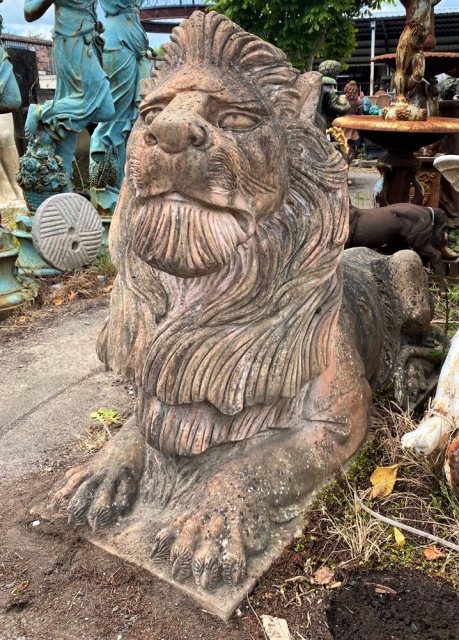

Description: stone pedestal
[13,214,61,277]
[0,235,39,319]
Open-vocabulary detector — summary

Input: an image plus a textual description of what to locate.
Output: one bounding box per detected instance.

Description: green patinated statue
[90,0,151,215]
[22,0,115,187]
[0,2,21,113]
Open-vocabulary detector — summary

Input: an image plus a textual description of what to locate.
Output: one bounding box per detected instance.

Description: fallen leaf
[11,580,29,597]
[370,464,399,499]
[312,566,335,586]
[53,297,63,306]
[393,526,406,547]
[423,545,445,561]
[18,315,27,323]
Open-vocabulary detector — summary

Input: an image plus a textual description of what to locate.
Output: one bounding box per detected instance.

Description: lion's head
[98,11,349,455]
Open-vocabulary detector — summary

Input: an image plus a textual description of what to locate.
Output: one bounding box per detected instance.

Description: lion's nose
[148,111,211,153]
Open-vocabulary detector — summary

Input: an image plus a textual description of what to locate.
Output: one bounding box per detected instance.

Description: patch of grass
[352,191,374,208]
[299,404,459,586]
[450,285,459,307]
[450,229,459,254]
[0,267,113,338]
[75,407,123,454]
[93,250,117,279]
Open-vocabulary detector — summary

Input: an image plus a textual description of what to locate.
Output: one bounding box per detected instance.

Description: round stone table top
[332,115,459,134]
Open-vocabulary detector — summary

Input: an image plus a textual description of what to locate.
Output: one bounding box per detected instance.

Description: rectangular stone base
[87,515,303,621]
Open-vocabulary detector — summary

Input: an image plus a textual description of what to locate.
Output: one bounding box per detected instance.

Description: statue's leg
[56,131,78,189]
[150,325,372,589]
[49,415,146,531]
[411,52,426,84]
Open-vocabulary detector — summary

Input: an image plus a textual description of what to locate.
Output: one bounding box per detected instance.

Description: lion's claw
[151,498,270,590]
[49,421,145,531]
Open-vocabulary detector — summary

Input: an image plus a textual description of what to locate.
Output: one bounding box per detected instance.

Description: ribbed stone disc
[32,194,103,271]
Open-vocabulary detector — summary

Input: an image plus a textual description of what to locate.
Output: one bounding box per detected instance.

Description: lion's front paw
[151,484,271,590]
[50,422,145,531]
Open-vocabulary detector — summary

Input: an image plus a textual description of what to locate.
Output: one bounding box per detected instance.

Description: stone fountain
[334,0,459,207]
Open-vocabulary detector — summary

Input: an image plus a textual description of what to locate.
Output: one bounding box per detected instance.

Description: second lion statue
[50,12,433,593]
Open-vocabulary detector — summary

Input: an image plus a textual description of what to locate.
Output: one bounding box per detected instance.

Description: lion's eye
[141,105,164,125]
[218,112,260,131]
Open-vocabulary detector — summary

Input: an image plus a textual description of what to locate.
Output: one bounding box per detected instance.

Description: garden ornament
[347,202,458,275]
[22,0,115,187]
[32,194,103,272]
[403,151,459,495]
[0,3,21,114]
[90,0,151,217]
[47,12,435,618]
[384,0,442,121]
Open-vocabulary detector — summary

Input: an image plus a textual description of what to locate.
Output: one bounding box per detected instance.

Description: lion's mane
[97,12,349,455]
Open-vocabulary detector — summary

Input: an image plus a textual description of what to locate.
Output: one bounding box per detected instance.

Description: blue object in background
[90,0,151,216]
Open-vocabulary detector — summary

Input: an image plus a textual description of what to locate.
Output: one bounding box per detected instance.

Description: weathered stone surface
[32,194,103,271]
[47,11,434,615]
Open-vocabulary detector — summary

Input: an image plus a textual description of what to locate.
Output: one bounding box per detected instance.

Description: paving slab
[0,302,132,480]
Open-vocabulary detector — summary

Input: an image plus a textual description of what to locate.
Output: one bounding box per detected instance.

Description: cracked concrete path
[0,302,132,481]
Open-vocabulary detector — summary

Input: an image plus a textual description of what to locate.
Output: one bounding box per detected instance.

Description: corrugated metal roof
[1,33,52,46]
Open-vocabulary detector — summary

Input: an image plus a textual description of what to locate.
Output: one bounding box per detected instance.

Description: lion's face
[127,64,290,277]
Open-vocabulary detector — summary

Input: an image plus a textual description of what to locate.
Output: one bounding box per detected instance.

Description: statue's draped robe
[0,40,21,112]
[40,0,113,138]
[90,0,150,187]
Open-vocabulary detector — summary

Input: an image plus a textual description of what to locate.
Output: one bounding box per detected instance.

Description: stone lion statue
[50,11,432,596]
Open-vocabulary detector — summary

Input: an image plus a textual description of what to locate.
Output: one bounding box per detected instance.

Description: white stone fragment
[261,615,292,640]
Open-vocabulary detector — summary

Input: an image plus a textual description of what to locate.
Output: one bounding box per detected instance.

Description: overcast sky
[2,1,458,46]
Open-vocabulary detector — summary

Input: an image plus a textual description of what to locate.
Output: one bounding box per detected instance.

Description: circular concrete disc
[32,194,104,271]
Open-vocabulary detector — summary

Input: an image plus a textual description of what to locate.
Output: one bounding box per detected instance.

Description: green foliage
[451,229,459,253]
[90,408,120,428]
[207,0,393,70]
[93,251,117,279]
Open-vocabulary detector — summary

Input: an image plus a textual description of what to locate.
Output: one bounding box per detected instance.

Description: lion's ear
[296,71,322,123]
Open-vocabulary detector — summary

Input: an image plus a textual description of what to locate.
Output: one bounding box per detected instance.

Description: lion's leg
[150,327,372,590]
[49,416,146,530]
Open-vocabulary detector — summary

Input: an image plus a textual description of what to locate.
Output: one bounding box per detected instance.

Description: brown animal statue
[347,203,458,274]
[48,12,434,611]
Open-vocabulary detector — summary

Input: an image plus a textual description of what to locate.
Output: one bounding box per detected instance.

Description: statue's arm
[24,0,55,22]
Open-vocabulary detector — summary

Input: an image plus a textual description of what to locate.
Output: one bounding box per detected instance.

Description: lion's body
[52,11,434,595]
